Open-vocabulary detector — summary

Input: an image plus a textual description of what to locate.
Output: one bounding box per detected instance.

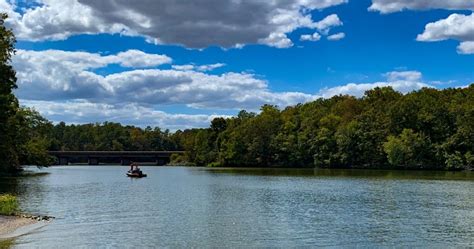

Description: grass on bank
[0,194,19,216]
[0,239,14,249]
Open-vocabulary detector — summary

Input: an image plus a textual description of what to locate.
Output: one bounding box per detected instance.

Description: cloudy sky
[2,0,473,130]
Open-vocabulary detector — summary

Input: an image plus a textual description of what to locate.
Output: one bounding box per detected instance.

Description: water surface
[2,166,474,248]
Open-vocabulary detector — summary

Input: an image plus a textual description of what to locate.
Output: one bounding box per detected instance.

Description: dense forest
[46,121,180,152]
[179,86,474,170]
[1,14,473,173]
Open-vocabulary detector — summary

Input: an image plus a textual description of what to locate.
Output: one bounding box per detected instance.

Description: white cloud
[319,81,430,98]
[170,65,195,71]
[300,32,321,42]
[417,13,474,54]
[13,50,448,129]
[13,49,171,71]
[172,63,225,72]
[106,70,317,109]
[196,63,225,72]
[417,13,474,42]
[20,100,228,130]
[13,50,440,111]
[0,0,21,22]
[12,47,319,130]
[5,0,126,41]
[311,14,343,35]
[294,0,348,9]
[0,0,14,14]
[384,70,422,82]
[12,48,447,129]
[299,14,343,42]
[369,0,474,13]
[13,49,317,110]
[327,32,345,41]
[258,32,294,48]
[458,41,474,54]
[318,70,431,98]
[12,49,173,101]
[4,0,347,48]
[113,50,172,68]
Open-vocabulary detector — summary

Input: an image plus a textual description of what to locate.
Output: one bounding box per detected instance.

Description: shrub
[0,194,19,215]
[383,129,435,169]
[207,161,222,167]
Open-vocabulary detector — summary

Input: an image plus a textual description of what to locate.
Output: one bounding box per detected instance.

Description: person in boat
[132,163,141,174]
[129,162,140,173]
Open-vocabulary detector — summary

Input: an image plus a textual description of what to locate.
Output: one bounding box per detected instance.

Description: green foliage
[0,194,19,215]
[0,238,14,249]
[0,15,58,172]
[173,86,473,170]
[14,108,55,167]
[444,151,474,171]
[383,129,435,169]
[46,122,181,152]
[466,152,474,170]
[207,162,222,167]
[0,13,20,174]
[169,153,190,166]
[444,151,465,171]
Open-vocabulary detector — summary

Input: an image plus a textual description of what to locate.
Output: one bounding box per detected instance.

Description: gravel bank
[0,215,49,239]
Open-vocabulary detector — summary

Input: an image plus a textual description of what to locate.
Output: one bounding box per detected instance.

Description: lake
[1,166,474,248]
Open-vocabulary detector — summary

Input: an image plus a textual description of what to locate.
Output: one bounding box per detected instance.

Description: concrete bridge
[48,151,184,165]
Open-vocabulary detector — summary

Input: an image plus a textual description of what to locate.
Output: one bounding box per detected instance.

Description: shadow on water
[0,170,49,195]
[203,167,474,180]
[0,169,49,219]
[0,177,19,195]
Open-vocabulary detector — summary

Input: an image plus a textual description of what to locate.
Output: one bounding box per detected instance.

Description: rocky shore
[0,214,53,239]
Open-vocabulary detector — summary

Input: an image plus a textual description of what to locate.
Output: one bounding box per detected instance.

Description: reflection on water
[205,167,474,180]
[4,166,474,248]
[0,177,19,195]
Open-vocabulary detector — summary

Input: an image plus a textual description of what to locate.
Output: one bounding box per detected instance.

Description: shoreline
[0,215,51,240]
[44,164,473,172]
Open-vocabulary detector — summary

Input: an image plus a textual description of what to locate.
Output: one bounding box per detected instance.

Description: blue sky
[2,0,473,129]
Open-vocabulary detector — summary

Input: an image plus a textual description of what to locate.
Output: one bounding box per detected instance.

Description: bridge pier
[58,157,69,165]
[155,157,170,166]
[156,158,165,166]
[88,157,99,165]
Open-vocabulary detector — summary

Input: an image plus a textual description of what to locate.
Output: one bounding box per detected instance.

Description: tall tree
[0,13,20,173]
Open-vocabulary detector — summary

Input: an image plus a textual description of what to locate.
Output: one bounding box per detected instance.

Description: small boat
[126,170,147,178]
[127,163,147,178]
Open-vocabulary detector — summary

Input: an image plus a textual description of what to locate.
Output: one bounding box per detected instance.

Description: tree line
[180,86,473,170]
[12,85,474,171]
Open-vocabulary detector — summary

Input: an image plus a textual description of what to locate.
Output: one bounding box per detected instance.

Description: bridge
[48,151,185,166]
